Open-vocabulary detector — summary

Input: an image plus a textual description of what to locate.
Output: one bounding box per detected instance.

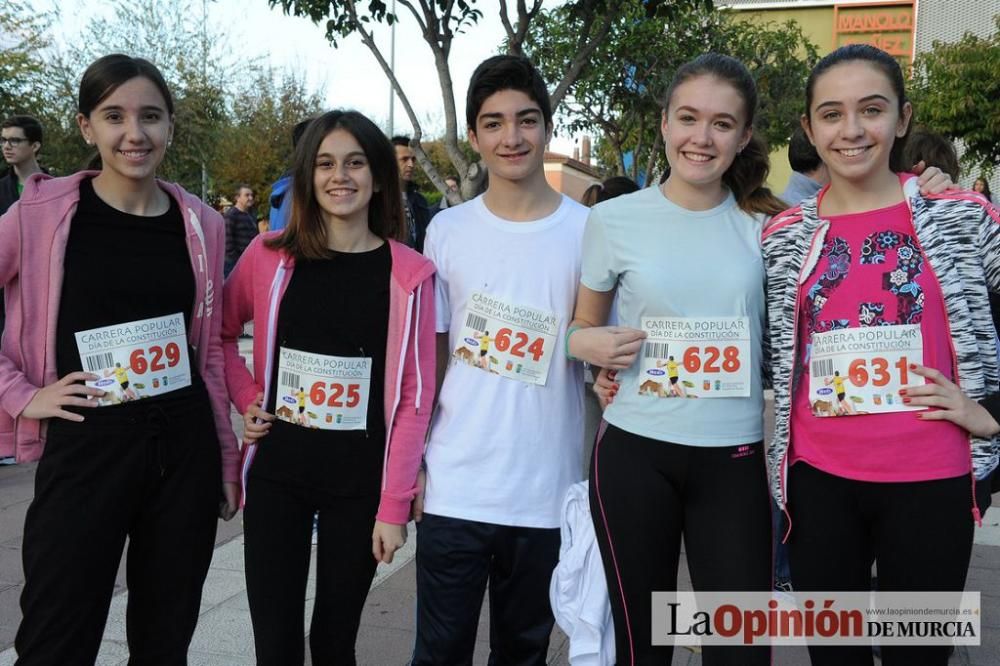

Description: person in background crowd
[0,115,43,215]
[0,115,45,373]
[392,135,431,252]
[268,118,313,233]
[431,175,460,217]
[224,183,257,276]
[904,127,961,182]
[974,177,993,204]
[781,126,829,206]
[580,176,640,207]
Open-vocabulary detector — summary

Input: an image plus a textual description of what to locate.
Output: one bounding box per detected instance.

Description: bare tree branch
[549,7,616,110]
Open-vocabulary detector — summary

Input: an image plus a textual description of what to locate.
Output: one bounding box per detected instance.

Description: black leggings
[589,423,771,665]
[788,462,975,666]
[243,474,380,665]
[16,391,221,666]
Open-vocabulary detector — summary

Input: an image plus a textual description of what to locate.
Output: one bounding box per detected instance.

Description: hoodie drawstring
[414,283,423,412]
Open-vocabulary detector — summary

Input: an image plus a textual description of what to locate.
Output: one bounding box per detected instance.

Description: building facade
[718,0,1000,193]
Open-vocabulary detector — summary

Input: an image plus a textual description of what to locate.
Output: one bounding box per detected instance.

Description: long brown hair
[266,110,406,260]
[663,54,786,216]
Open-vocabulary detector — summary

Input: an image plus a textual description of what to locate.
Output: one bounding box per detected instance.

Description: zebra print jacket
[762,175,1000,512]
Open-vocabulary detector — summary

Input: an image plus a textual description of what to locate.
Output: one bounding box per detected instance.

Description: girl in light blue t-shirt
[566,54,785,666]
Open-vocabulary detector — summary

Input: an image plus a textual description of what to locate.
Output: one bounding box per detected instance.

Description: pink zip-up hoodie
[0,171,241,482]
[221,233,436,524]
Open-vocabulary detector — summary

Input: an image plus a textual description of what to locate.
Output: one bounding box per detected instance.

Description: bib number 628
[683,346,741,373]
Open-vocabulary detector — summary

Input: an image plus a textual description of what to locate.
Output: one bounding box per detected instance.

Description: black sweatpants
[788,462,975,666]
[412,513,561,666]
[243,474,380,665]
[16,390,221,665]
[589,424,771,666]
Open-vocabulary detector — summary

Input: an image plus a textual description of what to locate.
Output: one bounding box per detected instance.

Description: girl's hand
[219,482,240,520]
[903,364,1000,437]
[372,520,406,564]
[912,162,957,195]
[570,326,646,369]
[21,372,106,422]
[411,468,426,523]
[593,367,619,410]
[243,392,274,442]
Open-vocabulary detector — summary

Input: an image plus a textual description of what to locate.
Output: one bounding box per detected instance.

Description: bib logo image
[453,346,477,367]
[640,380,669,398]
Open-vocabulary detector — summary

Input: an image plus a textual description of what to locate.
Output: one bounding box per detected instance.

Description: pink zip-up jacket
[221,233,436,524]
[0,171,241,482]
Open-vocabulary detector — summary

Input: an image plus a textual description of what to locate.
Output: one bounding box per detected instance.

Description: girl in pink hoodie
[0,55,240,663]
[222,110,435,664]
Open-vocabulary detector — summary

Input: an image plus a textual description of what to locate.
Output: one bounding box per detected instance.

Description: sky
[38,0,577,154]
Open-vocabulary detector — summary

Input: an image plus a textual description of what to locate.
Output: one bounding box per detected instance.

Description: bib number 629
[129,342,182,374]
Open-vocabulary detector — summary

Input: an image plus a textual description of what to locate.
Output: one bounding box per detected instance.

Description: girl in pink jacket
[221,109,435,664]
[0,55,239,663]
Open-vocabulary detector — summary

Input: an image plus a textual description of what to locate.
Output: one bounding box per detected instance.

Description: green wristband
[565,325,582,361]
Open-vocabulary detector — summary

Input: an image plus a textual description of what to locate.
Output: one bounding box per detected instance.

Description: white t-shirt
[423,194,587,528]
[581,186,766,446]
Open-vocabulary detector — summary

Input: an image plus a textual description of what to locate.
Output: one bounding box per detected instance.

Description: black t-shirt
[55,178,201,401]
[255,242,391,494]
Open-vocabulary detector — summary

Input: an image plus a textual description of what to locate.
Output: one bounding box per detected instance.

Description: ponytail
[724,134,787,216]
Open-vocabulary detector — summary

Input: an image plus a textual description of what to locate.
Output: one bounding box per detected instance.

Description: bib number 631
[847,356,911,387]
[310,381,361,408]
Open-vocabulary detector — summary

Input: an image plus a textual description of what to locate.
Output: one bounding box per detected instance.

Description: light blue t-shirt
[581,186,765,446]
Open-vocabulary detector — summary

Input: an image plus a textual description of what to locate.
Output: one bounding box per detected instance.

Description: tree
[0,1,52,118]
[269,0,647,202]
[525,1,818,184]
[210,67,324,213]
[0,0,324,203]
[909,15,1000,176]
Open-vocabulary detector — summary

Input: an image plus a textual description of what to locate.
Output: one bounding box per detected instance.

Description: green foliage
[525,0,818,182]
[268,0,482,47]
[0,0,323,206]
[910,15,1000,176]
[211,68,324,213]
[0,1,53,117]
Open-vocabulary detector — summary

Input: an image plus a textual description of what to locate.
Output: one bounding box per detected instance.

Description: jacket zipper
[780,221,828,543]
[905,205,982,526]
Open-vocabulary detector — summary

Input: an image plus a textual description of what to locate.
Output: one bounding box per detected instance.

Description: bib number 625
[310,381,361,408]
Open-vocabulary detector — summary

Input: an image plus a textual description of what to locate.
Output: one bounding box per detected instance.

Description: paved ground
[0,363,999,663]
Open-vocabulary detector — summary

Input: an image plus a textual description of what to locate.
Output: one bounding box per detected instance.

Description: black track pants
[589,423,771,666]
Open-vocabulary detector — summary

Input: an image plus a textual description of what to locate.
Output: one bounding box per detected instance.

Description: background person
[392,135,431,252]
[224,183,257,276]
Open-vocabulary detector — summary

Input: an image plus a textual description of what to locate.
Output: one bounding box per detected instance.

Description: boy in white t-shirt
[412,55,588,664]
